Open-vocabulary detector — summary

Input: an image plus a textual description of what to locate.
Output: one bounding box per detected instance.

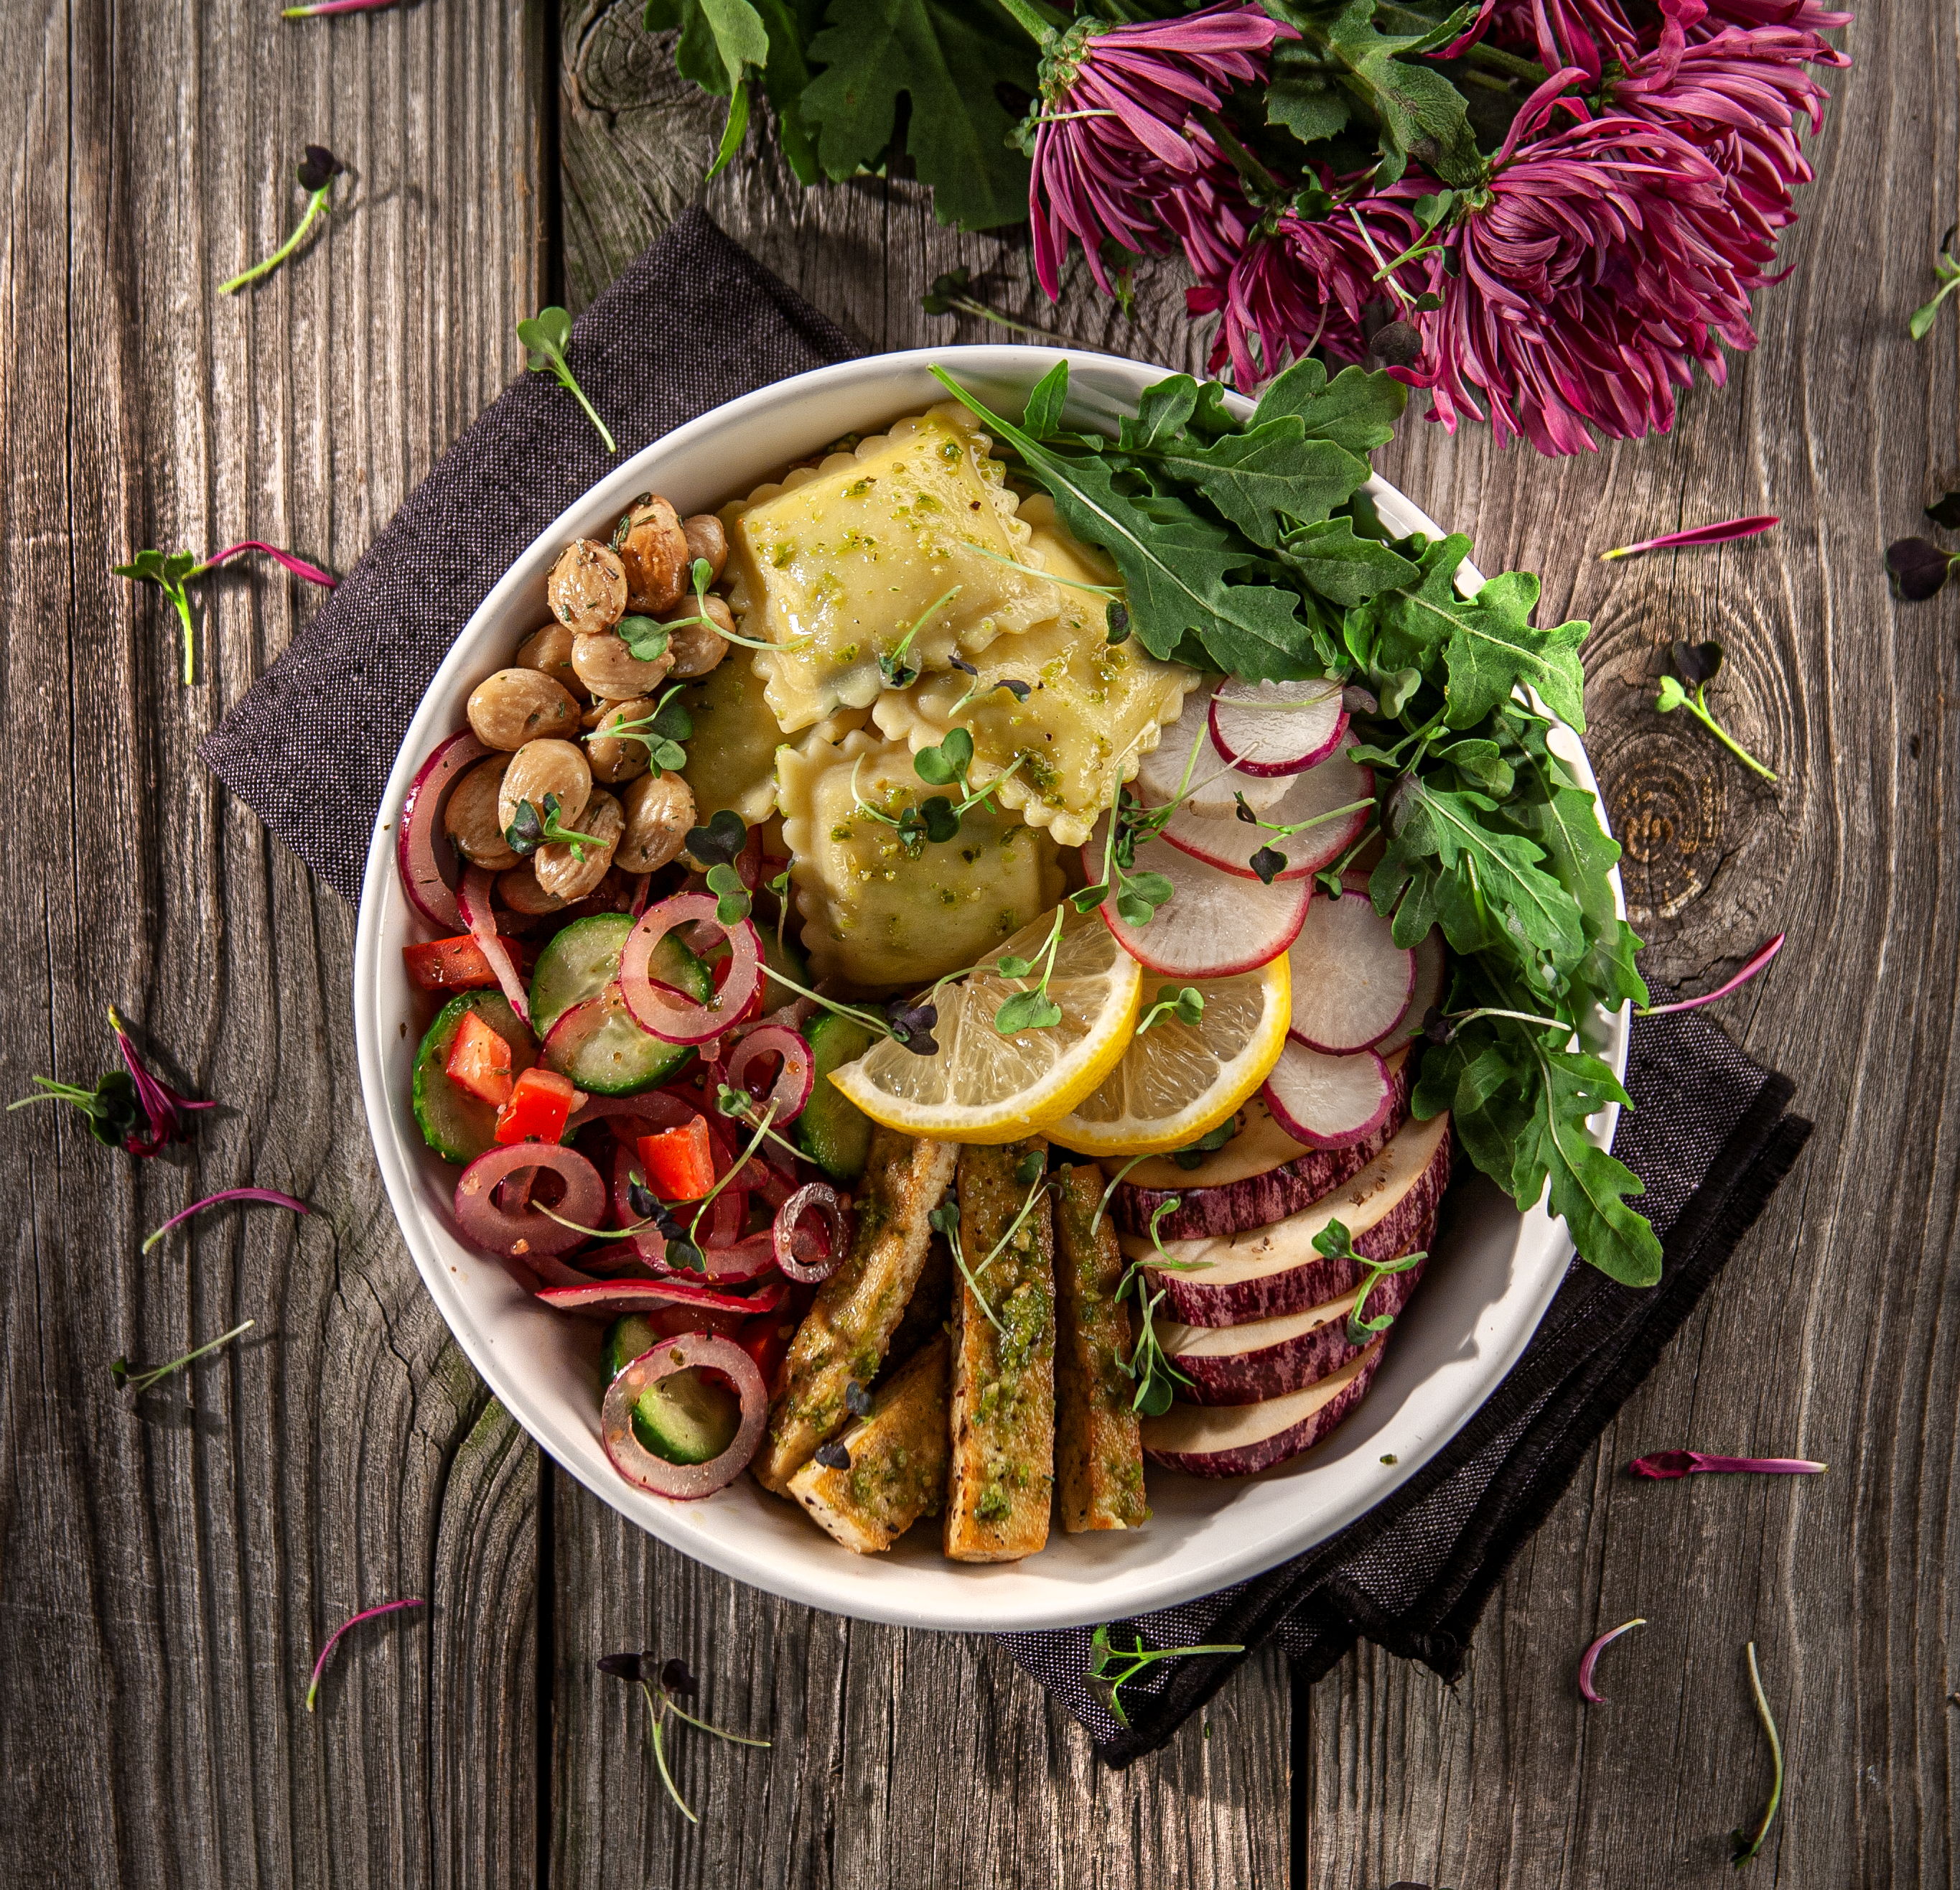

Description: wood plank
[0,4,543,1886]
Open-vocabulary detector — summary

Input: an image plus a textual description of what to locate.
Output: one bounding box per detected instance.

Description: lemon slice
[1045,955,1292,1158]
[827,906,1142,1144]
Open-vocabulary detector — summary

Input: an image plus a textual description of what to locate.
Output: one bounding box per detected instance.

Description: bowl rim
[353,342,1627,1630]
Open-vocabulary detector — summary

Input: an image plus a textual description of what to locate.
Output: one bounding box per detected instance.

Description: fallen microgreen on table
[111,1318,256,1395]
[1086,1622,1246,1730]
[221,145,345,296]
[597,1652,770,1825]
[518,305,615,454]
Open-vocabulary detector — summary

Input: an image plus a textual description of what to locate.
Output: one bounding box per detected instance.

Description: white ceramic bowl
[353,345,1627,1632]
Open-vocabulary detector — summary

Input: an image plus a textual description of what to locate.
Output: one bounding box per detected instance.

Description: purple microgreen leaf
[1640,934,1784,1017]
[1626,1450,1826,1479]
[813,1440,851,1470]
[684,809,747,869]
[1886,536,1958,601]
[141,1187,310,1254]
[1577,1616,1646,1705]
[844,1378,872,1418]
[882,996,939,1056]
[295,144,345,192]
[1926,492,1960,532]
[1669,640,1724,689]
[596,1650,650,1683]
[1104,602,1131,646]
[305,1598,423,1712]
[659,1657,698,1699]
[1249,844,1286,884]
[1368,319,1422,367]
[1600,516,1778,561]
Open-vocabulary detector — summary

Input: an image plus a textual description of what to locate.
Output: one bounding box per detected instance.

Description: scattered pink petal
[1641,934,1784,1016]
[1601,516,1781,560]
[1578,1616,1647,1703]
[306,1598,424,1711]
[284,0,401,14]
[1627,1451,1826,1479]
[108,1005,216,1157]
[142,1187,311,1253]
[205,541,338,587]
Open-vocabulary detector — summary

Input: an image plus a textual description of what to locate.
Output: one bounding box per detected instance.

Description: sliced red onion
[773,1182,851,1284]
[568,1091,699,1140]
[607,1142,755,1276]
[619,893,762,1045]
[599,1331,767,1499]
[723,1025,815,1125]
[627,872,653,919]
[1625,1450,1826,1479]
[457,867,532,1026]
[1577,1617,1647,1704]
[453,1144,605,1258]
[396,729,490,931]
[543,1276,788,1320]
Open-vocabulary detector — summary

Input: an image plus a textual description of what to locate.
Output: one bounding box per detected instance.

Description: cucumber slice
[412,992,538,1165]
[757,921,809,1004]
[796,1010,876,1183]
[633,1366,742,1465]
[529,913,711,1038]
[543,990,694,1096]
[601,1314,660,1383]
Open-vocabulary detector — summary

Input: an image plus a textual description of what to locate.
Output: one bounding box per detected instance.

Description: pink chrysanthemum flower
[1478,0,1643,80]
[1022,1,1295,298]
[1398,71,1777,455]
[1693,0,1849,29]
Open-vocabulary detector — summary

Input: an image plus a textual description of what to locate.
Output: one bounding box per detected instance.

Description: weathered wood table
[3,4,1946,1884]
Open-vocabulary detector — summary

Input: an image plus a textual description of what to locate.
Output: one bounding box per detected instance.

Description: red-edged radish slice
[397,729,490,931]
[1208,677,1347,778]
[1159,752,1376,881]
[1375,930,1446,1053]
[1134,686,1292,817]
[456,867,533,1025]
[1285,875,1415,1053]
[1261,1040,1394,1150]
[618,893,762,1044]
[598,1331,768,1499]
[453,1143,605,1258]
[1083,820,1310,978]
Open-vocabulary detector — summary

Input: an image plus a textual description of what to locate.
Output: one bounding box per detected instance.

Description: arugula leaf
[1277,515,1419,607]
[644,0,774,174]
[1119,416,1366,550]
[1251,358,1407,457]
[801,0,1035,231]
[1022,359,1069,439]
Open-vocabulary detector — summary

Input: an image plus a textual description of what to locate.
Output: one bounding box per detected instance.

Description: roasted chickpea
[547,538,627,634]
[515,623,580,692]
[533,789,624,903]
[616,771,696,875]
[681,512,728,585]
[661,593,734,680]
[571,629,673,702]
[467,669,582,751]
[617,493,689,615]
[586,697,656,785]
[497,860,568,916]
[443,755,519,869]
[498,737,592,834]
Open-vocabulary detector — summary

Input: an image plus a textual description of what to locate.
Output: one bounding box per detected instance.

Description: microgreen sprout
[878,584,962,689]
[1732,1642,1784,1866]
[1170,1118,1236,1170]
[909,726,1024,839]
[714,1083,808,1168]
[851,753,962,850]
[1626,1451,1826,1479]
[1638,934,1784,1017]
[920,267,1093,348]
[518,306,615,454]
[1599,516,1778,561]
[1113,1197,1205,1416]
[1312,1218,1427,1346]
[958,538,1126,603]
[110,1318,255,1395]
[1090,1153,1152,1236]
[141,1187,311,1254]
[1885,534,1960,602]
[1654,641,1777,781]
[616,615,672,663]
[539,1170,709,1270]
[757,956,938,1056]
[596,1652,770,1824]
[1086,1623,1245,1729]
[1423,1004,1576,1046]
[928,1196,1002,1332]
[993,906,1067,1034]
[1070,787,1178,927]
[220,145,345,296]
[1911,226,1960,340]
[13,1003,215,1155]
[306,1598,424,1713]
[946,671,1034,718]
[505,791,605,862]
[1137,985,1204,1033]
[113,541,336,684]
[1231,788,1376,884]
[655,557,792,653]
[686,1101,778,1245]
[587,684,692,773]
[683,811,756,921]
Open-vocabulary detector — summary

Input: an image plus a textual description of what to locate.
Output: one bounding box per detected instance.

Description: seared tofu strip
[787,1335,951,1553]
[1051,1163,1149,1532]
[879,1233,953,1382]
[755,1128,959,1494]
[945,1140,1056,1563]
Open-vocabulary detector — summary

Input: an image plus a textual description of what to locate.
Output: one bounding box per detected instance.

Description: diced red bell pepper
[446,1010,515,1107]
[493,1066,581,1145]
[735,1311,795,1395]
[403,934,536,992]
[637,1117,719,1201]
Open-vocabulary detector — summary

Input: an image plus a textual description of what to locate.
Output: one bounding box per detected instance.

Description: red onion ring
[457,866,533,1026]
[723,1025,815,1125]
[773,1182,851,1284]
[607,1145,757,1275]
[453,1144,605,1258]
[597,1331,767,1499]
[396,728,490,931]
[543,1276,788,1320]
[618,893,762,1045]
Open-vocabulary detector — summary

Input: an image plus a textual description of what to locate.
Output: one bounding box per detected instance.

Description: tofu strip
[1051,1163,1149,1532]
[755,1128,958,1494]
[787,1334,951,1553]
[945,1140,1056,1563]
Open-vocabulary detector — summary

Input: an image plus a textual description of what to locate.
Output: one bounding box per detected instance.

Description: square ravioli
[727,410,1060,734]
[777,728,1063,988]
[678,653,871,824]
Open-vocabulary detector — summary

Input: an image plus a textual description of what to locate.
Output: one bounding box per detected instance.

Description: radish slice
[1085,819,1311,978]
[1375,930,1446,1053]
[453,1144,605,1259]
[1159,753,1376,882]
[774,1181,851,1284]
[723,1025,814,1125]
[618,893,762,1045]
[598,1331,768,1499]
[543,1275,788,1320]
[1134,685,1292,816]
[1261,1041,1395,1150]
[1208,677,1347,778]
[1285,875,1416,1053]
[457,867,533,1025]
[396,729,490,931]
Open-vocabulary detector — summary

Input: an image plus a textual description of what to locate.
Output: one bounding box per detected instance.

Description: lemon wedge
[1045,954,1292,1158]
[827,906,1142,1145]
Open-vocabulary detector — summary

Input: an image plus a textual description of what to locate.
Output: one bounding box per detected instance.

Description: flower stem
[994,0,1055,47]
[220,186,332,296]
[170,584,196,685]
[1732,1642,1784,1866]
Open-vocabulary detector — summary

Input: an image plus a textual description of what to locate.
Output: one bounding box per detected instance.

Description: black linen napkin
[999,997,1809,1764]
[197,215,1809,1764]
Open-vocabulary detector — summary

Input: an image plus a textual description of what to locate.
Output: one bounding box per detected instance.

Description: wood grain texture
[0,4,544,1887]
